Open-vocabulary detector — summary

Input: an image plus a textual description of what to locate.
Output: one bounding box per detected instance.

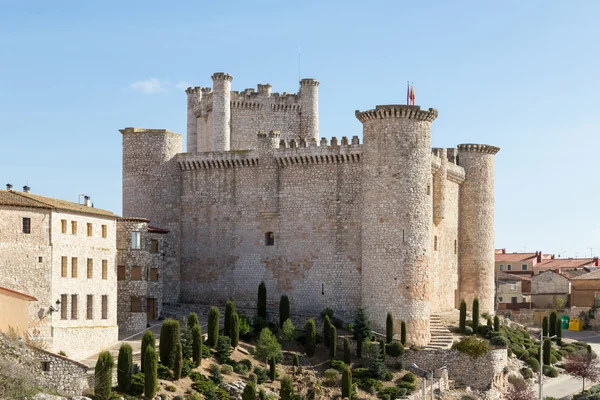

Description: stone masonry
[121,73,500,346]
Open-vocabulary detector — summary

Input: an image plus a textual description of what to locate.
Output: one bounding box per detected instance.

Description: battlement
[177,150,258,170]
[355,105,438,123]
[457,143,500,154]
[432,147,459,164]
[119,127,179,137]
[211,72,233,82]
[300,78,320,86]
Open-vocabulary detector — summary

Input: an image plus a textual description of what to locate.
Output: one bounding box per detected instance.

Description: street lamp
[539,333,557,400]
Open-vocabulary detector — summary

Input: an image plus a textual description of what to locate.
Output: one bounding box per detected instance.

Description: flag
[406,81,410,105]
[410,83,415,105]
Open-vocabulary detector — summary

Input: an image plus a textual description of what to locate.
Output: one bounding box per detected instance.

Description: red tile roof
[534,258,596,270]
[148,226,169,234]
[495,253,538,262]
[571,269,600,280]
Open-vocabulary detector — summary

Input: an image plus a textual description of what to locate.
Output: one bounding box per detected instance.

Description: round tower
[299,78,319,142]
[185,87,201,153]
[356,105,437,346]
[211,72,233,151]
[457,144,500,315]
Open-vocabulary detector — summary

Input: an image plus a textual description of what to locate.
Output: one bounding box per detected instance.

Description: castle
[121,72,500,346]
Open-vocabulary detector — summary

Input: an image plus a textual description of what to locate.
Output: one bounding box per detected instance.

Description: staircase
[425,314,454,350]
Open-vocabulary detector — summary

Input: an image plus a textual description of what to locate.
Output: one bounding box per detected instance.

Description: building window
[87,223,92,237]
[265,232,275,246]
[427,185,431,195]
[131,231,141,249]
[150,239,159,254]
[521,264,528,271]
[60,294,68,320]
[86,295,93,320]
[511,297,518,304]
[131,266,142,281]
[22,217,31,234]
[499,264,504,271]
[61,219,67,234]
[101,295,108,319]
[71,221,77,235]
[510,283,517,291]
[71,257,78,278]
[434,236,438,251]
[41,361,51,371]
[71,295,78,320]
[131,297,144,312]
[87,258,93,278]
[117,265,126,281]
[595,293,600,308]
[150,268,159,282]
[38,256,43,263]
[102,260,107,280]
[61,257,68,277]
[454,240,457,255]
[507,264,512,271]
[101,224,107,238]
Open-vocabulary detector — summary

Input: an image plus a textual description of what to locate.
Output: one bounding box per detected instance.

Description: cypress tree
[386,312,394,344]
[459,300,467,334]
[342,366,352,399]
[242,381,256,400]
[258,281,267,319]
[400,320,407,346]
[549,311,558,338]
[379,340,386,362]
[280,295,290,328]
[542,316,549,338]
[305,319,316,357]
[224,300,236,339]
[472,297,480,333]
[280,376,295,400]
[543,338,551,365]
[323,315,331,348]
[343,337,351,364]
[208,306,220,348]
[140,330,155,373]
[494,315,500,332]
[94,351,114,400]
[173,343,183,380]
[117,343,132,393]
[556,318,562,345]
[187,312,199,330]
[192,324,202,366]
[144,346,158,400]
[487,317,493,328]
[231,311,240,348]
[159,318,180,368]
[269,356,276,381]
[330,325,337,358]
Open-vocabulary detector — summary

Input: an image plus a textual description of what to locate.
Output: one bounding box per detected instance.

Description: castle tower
[433,148,447,225]
[356,105,437,346]
[211,73,233,151]
[185,87,202,153]
[457,144,500,315]
[299,79,319,142]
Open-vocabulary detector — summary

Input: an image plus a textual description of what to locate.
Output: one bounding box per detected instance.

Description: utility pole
[587,247,598,258]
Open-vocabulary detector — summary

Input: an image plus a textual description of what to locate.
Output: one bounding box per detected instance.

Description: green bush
[550,355,558,364]
[253,367,269,384]
[293,353,300,367]
[543,339,552,365]
[129,372,144,396]
[367,341,387,380]
[520,367,533,379]
[253,316,269,334]
[487,317,493,328]
[400,320,406,346]
[166,385,176,392]
[117,343,133,393]
[239,358,252,369]
[230,311,240,348]
[192,324,202,366]
[305,319,316,357]
[181,359,193,378]
[493,315,500,331]
[543,316,549,338]
[379,340,386,362]
[140,330,155,373]
[330,359,346,371]
[280,318,295,342]
[258,281,267,319]
[543,365,559,377]
[472,298,480,333]
[221,364,233,375]
[173,343,183,380]
[556,317,563,345]
[216,335,232,362]
[242,381,256,400]
[459,300,467,333]
[386,341,404,357]
[352,368,369,378]
[269,357,277,381]
[224,300,235,339]
[452,336,490,358]
[549,311,558,337]
[208,306,220,348]
[330,325,337,358]
[187,312,199,329]
[323,315,332,348]
[511,344,528,360]
[386,312,394,344]
[402,372,417,383]
[490,335,510,347]
[159,319,180,368]
[280,375,295,400]
[254,327,282,363]
[379,386,402,399]
[210,363,222,384]
[342,366,352,399]
[144,346,158,400]
[234,363,249,375]
[280,295,290,328]
[527,357,540,373]
[344,337,351,364]
[357,377,382,391]
[398,380,416,391]
[321,307,334,320]
[324,368,339,386]
[157,363,171,380]
[94,351,114,400]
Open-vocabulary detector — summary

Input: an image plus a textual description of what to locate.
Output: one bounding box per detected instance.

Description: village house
[530,270,571,309]
[570,269,600,308]
[495,249,549,276]
[495,271,531,310]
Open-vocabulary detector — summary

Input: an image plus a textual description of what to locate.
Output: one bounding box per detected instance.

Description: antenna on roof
[298,46,301,85]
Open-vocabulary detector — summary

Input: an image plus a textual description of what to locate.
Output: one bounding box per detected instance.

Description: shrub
[379,340,386,362]
[224,300,236,339]
[253,367,269,384]
[94,351,114,400]
[181,359,193,378]
[280,295,290,328]
[208,306,220,348]
[556,318,563,345]
[400,320,407,346]
[324,368,339,386]
[344,336,351,364]
[258,281,267,319]
[494,315,500,331]
[221,364,233,375]
[239,358,252,369]
[255,327,282,363]
[181,327,193,360]
[386,341,404,357]
[238,312,251,337]
[216,335,232,362]
[129,372,144,396]
[210,363,223,384]
[117,343,133,393]
[342,366,352,399]
[353,308,371,358]
[268,356,277,381]
[352,367,368,378]
[242,381,256,400]
[549,311,558,338]
[231,311,240,348]
[398,380,416,391]
[280,318,295,342]
[379,386,402,399]
[520,367,534,379]
[402,372,417,383]
[490,335,510,347]
[487,317,493,328]
[323,314,332,348]
[159,319,180,368]
[368,341,387,379]
[472,298,480,333]
[173,343,183,380]
[280,376,295,400]
[357,377,382,391]
[464,326,473,336]
[452,336,490,358]
[330,325,337,358]
[527,357,540,373]
[144,346,157,400]
[543,339,552,365]
[386,312,394,344]
[192,324,202,366]
[550,355,558,364]
[166,385,176,392]
[157,363,171,380]
[543,365,559,377]
[253,316,269,334]
[140,330,155,373]
[305,319,316,357]
[234,363,249,375]
[459,300,467,333]
[543,316,549,338]
[187,312,199,329]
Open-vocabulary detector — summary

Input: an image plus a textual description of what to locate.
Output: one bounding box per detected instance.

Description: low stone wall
[32,348,90,396]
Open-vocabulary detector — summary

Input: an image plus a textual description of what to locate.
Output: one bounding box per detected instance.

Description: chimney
[23,185,30,193]
[6,183,12,190]
[537,251,542,263]
[594,257,599,267]
[502,248,506,254]
[84,195,91,207]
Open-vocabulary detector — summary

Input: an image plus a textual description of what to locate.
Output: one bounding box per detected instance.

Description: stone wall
[571,279,600,307]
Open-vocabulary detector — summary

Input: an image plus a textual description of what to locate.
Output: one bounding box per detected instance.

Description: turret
[257,130,281,152]
[299,78,319,142]
[356,105,437,346]
[433,148,447,225]
[211,72,233,151]
[185,87,202,153]
[457,144,500,315]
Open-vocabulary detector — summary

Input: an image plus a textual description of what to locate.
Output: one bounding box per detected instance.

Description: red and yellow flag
[410,83,415,105]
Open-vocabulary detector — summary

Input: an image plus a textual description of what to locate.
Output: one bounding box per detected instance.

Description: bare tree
[505,375,536,400]
[564,350,600,393]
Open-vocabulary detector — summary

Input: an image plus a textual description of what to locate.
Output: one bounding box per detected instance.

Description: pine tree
[343,336,351,364]
[459,300,467,334]
[280,295,290,328]
[224,300,236,339]
[330,325,337,358]
[400,320,407,346]
[323,315,331,348]
[549,311,558,338]
[269,356,276,381]
[379,340,386,362]
[173,343,183,380]
[472,297,480,333]
[208,306,220,348]
[94,351,114,400]
[280,376,295,400]
[192,324,202,366]
[543,316,549,338]
[494,315,500,332]
[342,366,352,399]
[117,343,132,393]
[386,312,394,344]
[258,281,267,319]
[305,319,316,357]
[140,330,155,373]
[368,342,386,379]
[231,311,240,348]
[144,346,158,400]
[159,318,180,368]
[353,308,371,358]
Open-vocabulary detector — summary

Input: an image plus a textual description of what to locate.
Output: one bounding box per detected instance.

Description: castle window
[87,223,92,237]
[61,219,67,234]
[265,232,275,246]
[61,256,68,277]
[101,295,108,319]
[22,217,31,234]
[60,294,68,320]
[87,258,93,278]
[131,297,144,312]
[150,239,159,254]
[150,268,159,282]
[131,266,142,280]
[86,295,93,319]
[521,264,528,271]
[117,265,126,281]
[131,231,141,249]
[102,260,108,280]
[71,257,78,278]
[434,236,438,251]
[71,221,77,235]
[71,295,78,320]
[101,224,107,238]
[454,240,457,255]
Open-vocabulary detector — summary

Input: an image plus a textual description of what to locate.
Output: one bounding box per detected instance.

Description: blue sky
[1,1,598,257]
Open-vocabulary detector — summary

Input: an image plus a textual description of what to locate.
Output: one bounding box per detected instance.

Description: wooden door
[146,298,156,321]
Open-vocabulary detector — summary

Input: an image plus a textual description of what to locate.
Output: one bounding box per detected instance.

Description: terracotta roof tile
[534,258,596,270]
[495,253,538,262]
[0,190,117,218]
[0,191,52,209]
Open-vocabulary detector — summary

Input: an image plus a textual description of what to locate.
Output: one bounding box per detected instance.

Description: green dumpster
[561,315,570,329]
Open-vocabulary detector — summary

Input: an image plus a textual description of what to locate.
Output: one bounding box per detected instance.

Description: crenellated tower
[356,105,437,346]
[457,144,500,315]
[186,87,202,154]
[211,72,233,151]
[299,78,319,142]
